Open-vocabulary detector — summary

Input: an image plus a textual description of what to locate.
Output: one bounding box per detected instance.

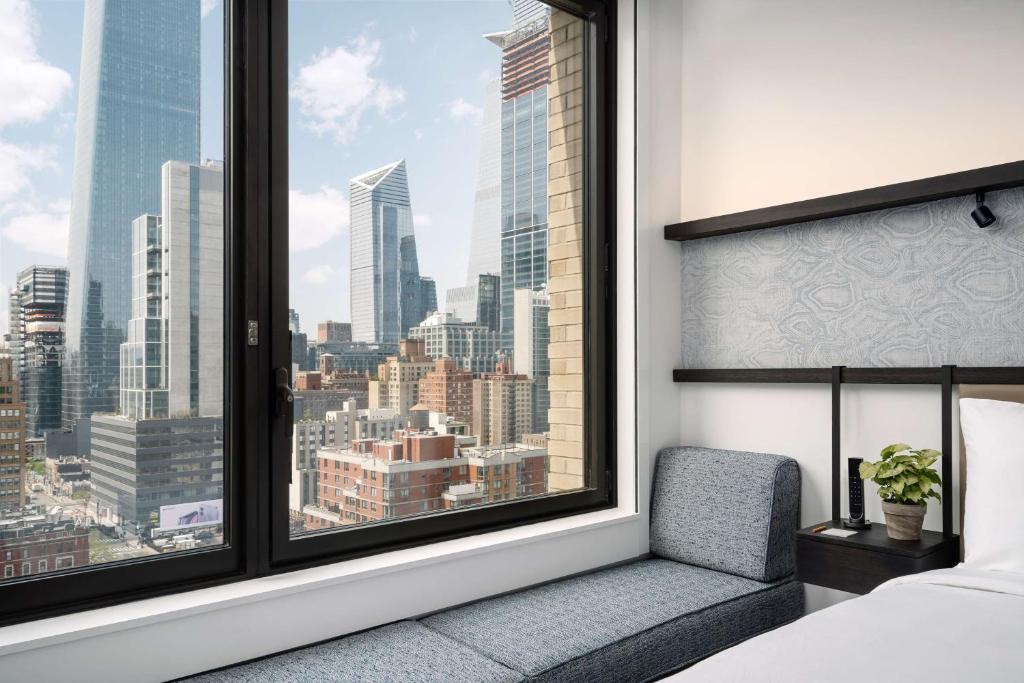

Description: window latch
[275,367,294,437]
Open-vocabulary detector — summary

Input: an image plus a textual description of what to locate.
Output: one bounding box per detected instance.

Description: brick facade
[546,9,585,491]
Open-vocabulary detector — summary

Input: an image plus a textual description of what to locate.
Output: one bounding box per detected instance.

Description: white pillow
[960,398,1024,572]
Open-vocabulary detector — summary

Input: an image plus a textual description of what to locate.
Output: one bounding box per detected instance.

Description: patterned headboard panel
[679,187,1024,368]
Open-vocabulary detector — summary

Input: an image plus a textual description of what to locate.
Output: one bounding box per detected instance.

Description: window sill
[0,507,641,659]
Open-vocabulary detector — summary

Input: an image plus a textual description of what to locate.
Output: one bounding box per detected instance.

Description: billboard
[158,499,223,531]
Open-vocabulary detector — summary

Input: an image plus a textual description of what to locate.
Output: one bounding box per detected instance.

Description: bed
[671,385,1024,682]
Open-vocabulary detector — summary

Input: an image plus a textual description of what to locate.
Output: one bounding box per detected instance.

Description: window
[0,0,612,625]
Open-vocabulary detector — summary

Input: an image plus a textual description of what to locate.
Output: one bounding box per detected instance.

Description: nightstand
[796,521,960,594]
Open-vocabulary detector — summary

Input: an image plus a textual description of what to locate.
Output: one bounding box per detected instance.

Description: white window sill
[0,507,641,659]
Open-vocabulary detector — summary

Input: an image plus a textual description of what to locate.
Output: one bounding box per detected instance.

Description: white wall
[646,0,1024,611]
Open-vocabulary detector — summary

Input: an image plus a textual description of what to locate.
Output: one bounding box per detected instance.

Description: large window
[0,0,612,625]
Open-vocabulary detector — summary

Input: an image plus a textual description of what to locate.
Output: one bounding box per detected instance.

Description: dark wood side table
[796,521,960,595]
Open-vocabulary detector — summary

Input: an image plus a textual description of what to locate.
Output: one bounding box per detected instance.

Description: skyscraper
[349,160,427,344]
[446,273,500,331]
[6,267,68,436]
[119,161,224,420]
[491,0,552,349]
[513,288,550,433]
[91,159,224,528]
[64,1,201,428]
[464,77,503,286]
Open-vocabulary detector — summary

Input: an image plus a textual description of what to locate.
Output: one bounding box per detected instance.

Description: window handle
[275,367,294,437]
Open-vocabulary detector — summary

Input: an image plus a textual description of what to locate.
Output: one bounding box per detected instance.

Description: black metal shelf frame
[674,365,1024,538]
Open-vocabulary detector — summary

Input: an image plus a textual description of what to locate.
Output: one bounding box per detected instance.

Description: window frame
[266,0,617,571]
[0,0,254,627]
[0,0,616,626]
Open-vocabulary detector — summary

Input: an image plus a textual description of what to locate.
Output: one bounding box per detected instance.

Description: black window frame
[0,0,616,626]
[266,0,617,571]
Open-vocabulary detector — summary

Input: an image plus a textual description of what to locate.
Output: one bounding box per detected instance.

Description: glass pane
[288,0,586,536]
[0,0,225,580]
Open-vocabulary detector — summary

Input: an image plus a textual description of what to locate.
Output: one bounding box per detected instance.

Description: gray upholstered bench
[422,447,803,681]
[182,447,803,682]
[184,620,525,682]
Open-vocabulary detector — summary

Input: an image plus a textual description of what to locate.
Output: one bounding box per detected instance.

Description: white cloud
[413,129,424,141]
[413,214,432,228]
[448,98,483,123]
[289,185,348,250]
[0,141,56,204]
[0,198,70,258]
[302,265,339,286]
[201,0,218,18]
[0,0,73,128]
[290,35,405,144]
[408,26,418,43]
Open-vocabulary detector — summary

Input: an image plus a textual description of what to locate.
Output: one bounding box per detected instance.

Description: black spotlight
[971,191,996,228]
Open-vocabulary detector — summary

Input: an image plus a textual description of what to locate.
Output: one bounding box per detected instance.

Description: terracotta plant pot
[882,501,926,540]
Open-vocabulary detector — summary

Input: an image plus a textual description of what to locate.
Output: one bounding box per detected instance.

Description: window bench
[184,448,804,682]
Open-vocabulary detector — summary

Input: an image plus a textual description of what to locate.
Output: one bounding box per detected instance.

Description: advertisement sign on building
[158,500,222,531]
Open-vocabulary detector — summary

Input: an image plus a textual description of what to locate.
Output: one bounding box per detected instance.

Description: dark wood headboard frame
[664,162,1024,541]
[673,366,1024,541]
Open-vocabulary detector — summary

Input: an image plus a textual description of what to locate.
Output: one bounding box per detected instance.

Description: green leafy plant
[859,443,942,506]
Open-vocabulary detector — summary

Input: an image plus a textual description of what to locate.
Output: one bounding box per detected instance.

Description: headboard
[957,385,1024,560]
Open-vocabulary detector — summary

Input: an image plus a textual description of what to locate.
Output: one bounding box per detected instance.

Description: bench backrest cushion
[650,446,800,582]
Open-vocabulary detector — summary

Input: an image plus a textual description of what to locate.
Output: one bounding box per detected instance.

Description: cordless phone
[843,457,872,529]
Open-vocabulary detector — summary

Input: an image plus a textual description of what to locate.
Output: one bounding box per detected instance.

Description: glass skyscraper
[120,161,224,420]
[493,0,552,349]
[63,0,201,428]
[349,160,429,344]
[7,266,69,437]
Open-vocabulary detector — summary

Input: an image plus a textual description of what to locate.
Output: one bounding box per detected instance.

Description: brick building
[294,371,322,391]
[368,339,434,419]
[417,358,474,424]
[304,431,546,530]
[545,8,586,491]
[0,358,26,512]
[472,360,533,447]
[0,509,89,579]
[317,321,351,344]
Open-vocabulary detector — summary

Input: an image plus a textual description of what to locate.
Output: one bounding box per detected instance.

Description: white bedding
[672,566,1024,682]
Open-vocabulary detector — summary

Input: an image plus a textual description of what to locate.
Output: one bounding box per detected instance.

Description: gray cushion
[421,558,804,682]
[650,446,800,582]
[182,620,524,683]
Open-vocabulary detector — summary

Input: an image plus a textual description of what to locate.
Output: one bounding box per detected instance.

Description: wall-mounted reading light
[971,191,996,228]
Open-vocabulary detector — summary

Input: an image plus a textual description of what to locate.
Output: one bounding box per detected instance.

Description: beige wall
[679,0,1024,221]
[546,9,585,492]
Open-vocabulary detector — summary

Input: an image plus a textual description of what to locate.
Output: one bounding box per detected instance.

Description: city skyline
[0,1,512,338]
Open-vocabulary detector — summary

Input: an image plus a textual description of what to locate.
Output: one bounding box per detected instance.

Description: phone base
[842,518,872,530]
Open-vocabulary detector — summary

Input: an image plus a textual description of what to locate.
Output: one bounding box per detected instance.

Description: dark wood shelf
[796,520,960,594]
[797,521,954,558]
[664,160,1024,242]
[673,366,1024,385]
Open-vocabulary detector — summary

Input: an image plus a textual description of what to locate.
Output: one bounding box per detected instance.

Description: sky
[0,0,512,338]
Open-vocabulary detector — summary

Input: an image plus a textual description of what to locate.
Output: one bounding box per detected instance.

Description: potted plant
[859,443,942,541]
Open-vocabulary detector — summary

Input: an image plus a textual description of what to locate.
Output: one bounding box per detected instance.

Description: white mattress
[672,566,1024,682]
